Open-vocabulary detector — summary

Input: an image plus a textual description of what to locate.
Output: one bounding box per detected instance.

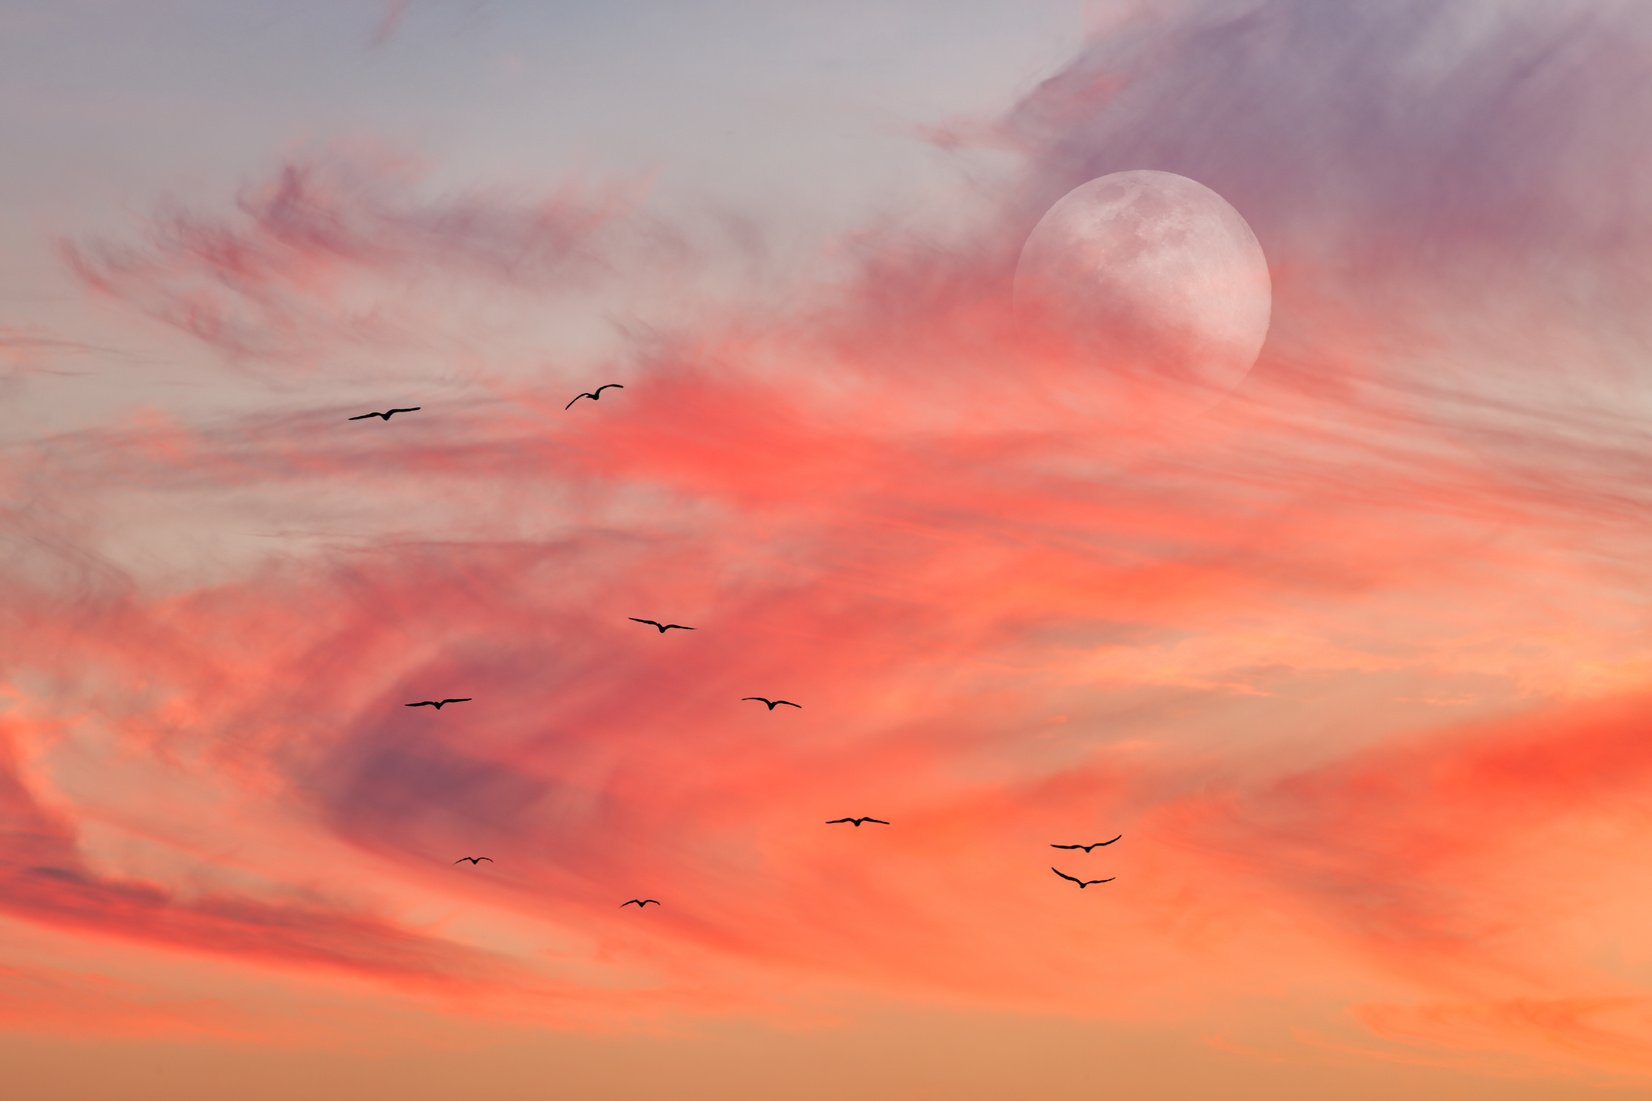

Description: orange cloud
[7,1,1652,1085]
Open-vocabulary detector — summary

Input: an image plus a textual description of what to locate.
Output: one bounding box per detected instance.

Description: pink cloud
[8,0,1652,1079]
[59,146,667,363]
[0,706,514,993]
[370,0,410,47]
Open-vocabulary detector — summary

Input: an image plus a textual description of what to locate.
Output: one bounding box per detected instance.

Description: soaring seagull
[826,817,889,827]
[1051,867,1114,888]
[620,898,660,908]
[1051,836,1123,852]
[742,697,801,710]
[349,407,421,421]
[629,618,695,633]
[454,856,493,865]
[566,384,624,410]
[406,698,473,710]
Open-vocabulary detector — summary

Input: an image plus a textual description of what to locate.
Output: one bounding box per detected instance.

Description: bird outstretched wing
[1052,866,1084,884]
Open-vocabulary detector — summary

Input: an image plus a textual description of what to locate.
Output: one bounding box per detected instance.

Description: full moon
[1013,170,1271,416]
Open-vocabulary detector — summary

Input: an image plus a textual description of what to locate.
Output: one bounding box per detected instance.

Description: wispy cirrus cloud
[58,145,674,363]
[1353,996,1652,1078]
[0,713,513,993]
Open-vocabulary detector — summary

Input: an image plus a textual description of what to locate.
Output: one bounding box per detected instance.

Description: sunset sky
[5,1,1652,1098]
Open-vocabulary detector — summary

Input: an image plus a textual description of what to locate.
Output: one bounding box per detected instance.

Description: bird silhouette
[454,856,493,865]
[349,407,421,421]
[826,817,889,827]
[1051,836,1123,852]
[742,697,801,710]
[565,384,624,410]
[629,618,695,633]
[1051,867,1114,888]
[406,698,473,710]
[620,898,660,907]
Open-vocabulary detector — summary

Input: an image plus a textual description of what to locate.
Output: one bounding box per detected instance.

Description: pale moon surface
[1014,170,1272,413]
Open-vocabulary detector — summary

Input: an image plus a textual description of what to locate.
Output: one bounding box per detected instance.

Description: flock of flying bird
[354,389,1123,906]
